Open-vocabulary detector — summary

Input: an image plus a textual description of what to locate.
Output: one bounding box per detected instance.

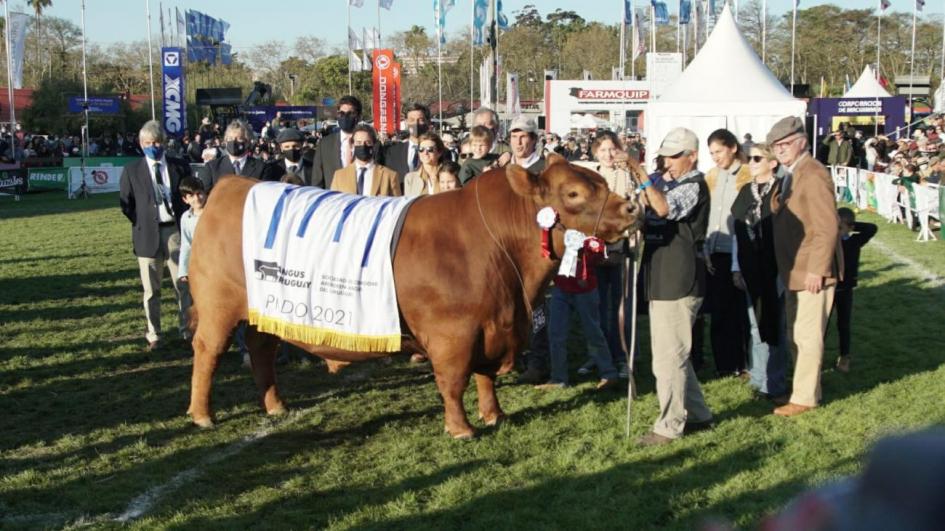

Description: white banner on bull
[8,12,31,89]
[68,166,122,197]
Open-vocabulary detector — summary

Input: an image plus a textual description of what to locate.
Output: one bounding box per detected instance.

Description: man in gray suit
[119,120,191,350]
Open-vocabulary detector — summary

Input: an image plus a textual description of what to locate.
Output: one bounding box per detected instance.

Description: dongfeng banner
[372,49,401,134]
[161,47,187,138]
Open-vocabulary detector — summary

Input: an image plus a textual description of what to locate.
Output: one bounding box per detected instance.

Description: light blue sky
[19,0,944,51]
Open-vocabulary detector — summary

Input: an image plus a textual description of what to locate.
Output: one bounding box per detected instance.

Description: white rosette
[536,206,558,229]
[558,229,586,277]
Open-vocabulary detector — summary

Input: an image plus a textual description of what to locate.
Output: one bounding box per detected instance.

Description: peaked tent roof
[657,4,794,103]
[843,65,892,98]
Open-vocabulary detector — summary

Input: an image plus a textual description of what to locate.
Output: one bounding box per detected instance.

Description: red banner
[372,49,399,134]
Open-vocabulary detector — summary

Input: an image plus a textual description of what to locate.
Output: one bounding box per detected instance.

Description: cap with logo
[656,127,699,157]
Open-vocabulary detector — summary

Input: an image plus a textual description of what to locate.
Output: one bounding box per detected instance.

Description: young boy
[834,207,877,373]
[458,125,502,184]
[177,176,206,342]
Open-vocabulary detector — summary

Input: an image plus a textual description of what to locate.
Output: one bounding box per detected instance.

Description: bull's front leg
[431,361,476,440]
[474,371,506,426]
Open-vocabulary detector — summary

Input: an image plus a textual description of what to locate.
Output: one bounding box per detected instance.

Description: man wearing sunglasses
[766,116,842,418]
[312,95,363,189]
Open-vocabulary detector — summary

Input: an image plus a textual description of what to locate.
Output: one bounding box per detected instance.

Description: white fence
[830,165,941,242]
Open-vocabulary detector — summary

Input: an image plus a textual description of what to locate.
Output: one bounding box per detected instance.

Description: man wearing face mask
[262,128,313,185]
[312,95,363,189]
[380,102,431,186]
[199,119,264,193]
[331,124,400,196]
[118,120,191,351]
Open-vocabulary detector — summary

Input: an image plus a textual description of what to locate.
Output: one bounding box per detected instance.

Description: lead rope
[475,178,534,319]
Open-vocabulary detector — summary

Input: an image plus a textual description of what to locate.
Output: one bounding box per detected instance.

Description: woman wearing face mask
[330,124,401,196]
[403,133,446,197]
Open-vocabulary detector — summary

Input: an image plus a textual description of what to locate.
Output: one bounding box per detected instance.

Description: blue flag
[652,1,669,25]
[379,0,394,8]
[473,0,488,45]
[624,0,632,25]
[680,0,691,24]
[434,0,456,45]
[497,0,509,30]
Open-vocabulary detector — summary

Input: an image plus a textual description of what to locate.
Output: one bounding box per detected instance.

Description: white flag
[349,0,365,7]
[480,57,492,106]
[361,28,371,71]
[348,26,363,50]
[8,12,30,89]
[506,72,521,115]
[349,48,362,71]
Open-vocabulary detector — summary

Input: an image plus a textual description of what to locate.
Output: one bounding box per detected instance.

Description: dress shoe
[517,366,546,385]
[836,355,851,373]
[637,431,675,446]
[773,403,815,417]
[595,378,619,391]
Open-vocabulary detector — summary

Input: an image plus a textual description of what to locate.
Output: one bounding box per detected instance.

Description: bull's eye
[567,191,579,199]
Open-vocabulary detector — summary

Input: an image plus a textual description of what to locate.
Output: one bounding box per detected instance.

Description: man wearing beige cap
[508,115,545,174]
[767,116,842,417]
[637,127,714,446]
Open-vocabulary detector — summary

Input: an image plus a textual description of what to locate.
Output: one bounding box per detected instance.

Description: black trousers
[833,288,854,357]
[705,253,750,376]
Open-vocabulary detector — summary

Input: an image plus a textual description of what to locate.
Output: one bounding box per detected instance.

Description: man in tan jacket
[331,124,402,197]
[767,116,843,417]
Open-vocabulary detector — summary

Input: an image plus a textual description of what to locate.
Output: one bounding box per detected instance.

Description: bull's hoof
[266,404,288,417]
[192,416,215,429]
[480,412,506,427]
[444,425,476,440]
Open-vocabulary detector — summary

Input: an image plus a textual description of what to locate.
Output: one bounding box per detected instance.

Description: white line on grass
[871,239,945,289]
[113,406,318,523]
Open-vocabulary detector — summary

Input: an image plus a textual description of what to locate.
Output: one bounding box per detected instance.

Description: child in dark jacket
[834,207,877,373]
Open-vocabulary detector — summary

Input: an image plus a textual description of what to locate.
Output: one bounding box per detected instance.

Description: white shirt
[339,132,353,168]
[145,154,175,223]
[228,154,248,174]
[354,161,375,196]
[515,150,541,170]
[285,160,302,175]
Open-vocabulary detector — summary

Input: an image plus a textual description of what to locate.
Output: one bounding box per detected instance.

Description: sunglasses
[749,155,767,163]
[418,146,437,154]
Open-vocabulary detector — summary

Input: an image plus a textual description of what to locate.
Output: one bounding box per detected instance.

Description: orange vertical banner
[372,49,398,134]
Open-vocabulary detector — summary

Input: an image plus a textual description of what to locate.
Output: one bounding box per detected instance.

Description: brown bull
[186,153,641,438]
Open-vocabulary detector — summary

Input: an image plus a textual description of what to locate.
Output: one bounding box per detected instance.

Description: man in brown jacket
[767,116,843,417]
[331,124,401,197]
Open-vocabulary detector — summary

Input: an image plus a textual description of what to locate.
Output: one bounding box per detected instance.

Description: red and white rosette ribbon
[536,206,559,259]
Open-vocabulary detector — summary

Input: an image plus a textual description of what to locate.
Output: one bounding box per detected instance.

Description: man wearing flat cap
[767,116,842,417]
[637,127,714,446]
[262,127,313,185]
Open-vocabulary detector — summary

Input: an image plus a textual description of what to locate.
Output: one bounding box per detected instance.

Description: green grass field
[1,192,943,530]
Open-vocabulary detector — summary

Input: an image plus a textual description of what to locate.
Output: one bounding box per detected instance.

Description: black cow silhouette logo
[254,260,280,281]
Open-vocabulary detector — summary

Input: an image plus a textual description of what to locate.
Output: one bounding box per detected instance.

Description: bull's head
[506,153,642,244]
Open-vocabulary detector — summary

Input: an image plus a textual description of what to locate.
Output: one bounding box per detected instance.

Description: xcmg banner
[161,47,186,138]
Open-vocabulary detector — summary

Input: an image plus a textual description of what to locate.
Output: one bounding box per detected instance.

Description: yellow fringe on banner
[248,310,402,352]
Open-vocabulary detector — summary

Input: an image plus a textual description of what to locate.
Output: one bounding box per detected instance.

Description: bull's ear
[506,164,540,197]
[546,152,567,167]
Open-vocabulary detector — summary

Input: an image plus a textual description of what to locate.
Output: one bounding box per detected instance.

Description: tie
[410,145,419,171]
[287,163,297,175]
[343,137,353,167]
[152,163,163,206]
[233,160,242,175]
[356,167,366,195]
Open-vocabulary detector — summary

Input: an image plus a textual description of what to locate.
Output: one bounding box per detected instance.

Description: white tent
[644,4,806,171]
[843,65,891,98]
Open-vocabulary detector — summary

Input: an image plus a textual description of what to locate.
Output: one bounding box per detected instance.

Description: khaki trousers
[785,286,835,407]
[137,224,183,342]
[649,296,713,439]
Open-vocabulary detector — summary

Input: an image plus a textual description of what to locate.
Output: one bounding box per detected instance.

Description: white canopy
[644,4,806,170]
[843,65,891,98]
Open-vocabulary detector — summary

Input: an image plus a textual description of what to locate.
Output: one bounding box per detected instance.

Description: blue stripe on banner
[332,196,367,242]
[360,201,391,267]
[297,190,341,238]
[264,186,299,249]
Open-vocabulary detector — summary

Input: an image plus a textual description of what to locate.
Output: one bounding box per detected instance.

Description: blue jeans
[747,295,787,396]
[596,265,627,363]
[548,287,617,384]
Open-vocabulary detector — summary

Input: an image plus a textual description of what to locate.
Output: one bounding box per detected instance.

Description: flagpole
[632,0,637,79]
[80,0,91,197]
[159,1,165,48]
[436,0,443,129]
[3,1,15,130]
[145,0,157,120]
[470,0,475,114]
[620,0,627,80]
[790,0,797,96]
[909,0,917,135]
[692,1,697,58]
[377,0,382,48]
[676,4,680,54]
[651,3,656,54]
[762,0,767,64]
[490,0,498,113]
[875,1,883,136]
[348,2,354,94]
[940,6,944,104]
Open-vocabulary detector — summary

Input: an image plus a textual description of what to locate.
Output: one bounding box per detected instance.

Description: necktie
[410,145,419,171]
[233,159,242,175]
[356,166,366,195]
[153,162,171,216]
[343,137,353,167]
